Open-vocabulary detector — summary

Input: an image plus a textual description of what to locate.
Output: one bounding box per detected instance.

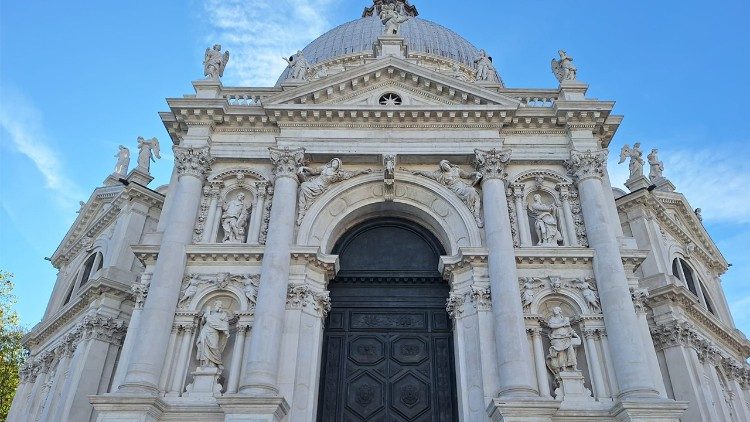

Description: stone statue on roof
[380,3,410,36]
[474,50,499,83]
[618,143,645,179]
[204,44,230,80]
[284,51,310,81]
[551,50,577,82]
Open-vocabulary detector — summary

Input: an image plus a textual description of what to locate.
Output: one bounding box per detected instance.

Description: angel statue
[221,192,251,243]
[575,277,601,313]
[474,50,499,83]
[380,3,410,35]
[203,44,230,80]
[195,300,230,369]
[414,160,483,227]
[528,194,563,246]
[136,137,161,174]
[283,51,310,81]
[546,306,582,374]
[113,145,130,176]
[618,142,645,179]
[648,148,664,181]
[297,158,371,224]
[551,50,578,83]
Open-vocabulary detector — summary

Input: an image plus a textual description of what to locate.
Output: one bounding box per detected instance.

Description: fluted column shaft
[583,329,607,399]
[475,149,538,397]
[227,323,249,393]
[512,185,532,247]
[530,328,551,398]
[202,187,221,243]
[240,147,305,396]
[119,145,212,394]
[567,150,659,399]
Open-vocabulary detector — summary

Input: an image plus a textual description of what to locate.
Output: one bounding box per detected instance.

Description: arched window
[79,252,103,287]
[62,271,78,306]
[699,281,716,315]
[672,258,698,296]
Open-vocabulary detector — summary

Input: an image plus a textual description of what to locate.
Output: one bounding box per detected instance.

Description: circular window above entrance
[379,93,403,106]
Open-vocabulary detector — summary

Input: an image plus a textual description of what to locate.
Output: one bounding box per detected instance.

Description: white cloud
[0,86,85,211]
[201,0,341,86]
[608,143,750,224]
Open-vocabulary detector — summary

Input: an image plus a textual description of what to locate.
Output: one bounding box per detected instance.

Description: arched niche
[296,173,482,255]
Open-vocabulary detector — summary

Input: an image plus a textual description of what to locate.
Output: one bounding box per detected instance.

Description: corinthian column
[474,149,538,397]
[118,145,212,394]
[240,147,305,396]
[566,149,660,399]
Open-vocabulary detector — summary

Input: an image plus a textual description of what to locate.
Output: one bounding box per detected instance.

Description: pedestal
[184,366,223,398]
[374,36,408,58]
[610,399,688,421]
[652,177,676,192]
[553,371,594,406]
[624,175,651,192]
[486,398,559,422]
[217,396,289,422]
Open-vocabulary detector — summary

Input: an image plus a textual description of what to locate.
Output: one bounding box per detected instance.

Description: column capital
[269,147,305,180]
[174,146,213,179]
[565,149,607,182]
[475,148,512,181]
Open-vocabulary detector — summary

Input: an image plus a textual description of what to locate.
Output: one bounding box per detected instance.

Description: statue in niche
[203,44,230,80]
[618,143,645,179]
[474,50,499,83]
[648,148,664,180]
[574,278,601,313]
[380,3,410,35]
[413,160,483,227]
[283,51,310,81]
[196,300,230,369]
[114,145,130,176]
[546,307,581,374]
[136,137,161,173]
[297,158,371,224]
[528,194,562,246]
[551,50,577,82]
[221,192,251,243]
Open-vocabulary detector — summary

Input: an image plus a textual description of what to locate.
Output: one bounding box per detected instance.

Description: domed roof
[276,9,486,84]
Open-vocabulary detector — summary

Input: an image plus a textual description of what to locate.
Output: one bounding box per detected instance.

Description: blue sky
[1,0,749,332]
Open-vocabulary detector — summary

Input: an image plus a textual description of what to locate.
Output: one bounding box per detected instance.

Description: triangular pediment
[264,57,521,108]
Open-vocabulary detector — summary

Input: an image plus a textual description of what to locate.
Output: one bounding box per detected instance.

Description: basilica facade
[8,1,750,421]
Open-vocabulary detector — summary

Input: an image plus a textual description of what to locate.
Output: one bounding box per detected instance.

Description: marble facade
[9,1,750,421]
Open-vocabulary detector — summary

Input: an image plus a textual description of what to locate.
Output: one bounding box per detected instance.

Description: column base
[487,398,559,422]
[90,395,166,422]
[217,396,289,422]
[610,399,688,422]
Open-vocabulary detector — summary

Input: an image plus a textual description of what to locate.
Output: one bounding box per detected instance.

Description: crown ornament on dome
[363,0,418,18]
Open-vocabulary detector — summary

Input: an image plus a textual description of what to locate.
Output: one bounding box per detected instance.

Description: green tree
[0,271,26,420]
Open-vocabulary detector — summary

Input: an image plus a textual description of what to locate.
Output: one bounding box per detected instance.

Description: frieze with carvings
[286,284,331,318]
[518,276,601,314]
[178,273,259,310]
[445,293,466,319]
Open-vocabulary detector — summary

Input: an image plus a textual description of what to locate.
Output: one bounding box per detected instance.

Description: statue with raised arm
[551,50,578,82]
[178,274,202,308]
[380,3,410,35]
[136,137,160,173]
[196,300,230,368]
[528,194,562,246]
[648,148,664,180]
[283,51,310,81]
[414,160,483,227]
[114,145,130,176]
[546,307,581,374]
[203,44,230,80]
[474,50,499,83]
[221,193,251,243]
[618,143,645,179]
[297,158,371,224]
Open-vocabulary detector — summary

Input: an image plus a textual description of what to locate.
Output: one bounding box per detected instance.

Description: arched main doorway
[317,218,458,421]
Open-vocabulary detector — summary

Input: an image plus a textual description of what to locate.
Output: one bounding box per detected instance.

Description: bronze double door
[317,219,458,421]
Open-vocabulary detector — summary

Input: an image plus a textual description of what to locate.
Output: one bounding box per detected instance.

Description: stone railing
[221,88,281,106]
[503,89,558,108]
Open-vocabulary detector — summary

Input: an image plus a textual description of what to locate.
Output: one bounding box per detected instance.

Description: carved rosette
[565,149,607,182]
[174,146,213,179]
[269,147,305,180]
[475,148,512,180]
[470,286,492,311]
[286,283,331,318]
[445,293,466,320]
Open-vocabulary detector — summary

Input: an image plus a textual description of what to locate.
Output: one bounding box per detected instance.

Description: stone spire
[363,0,418,18]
